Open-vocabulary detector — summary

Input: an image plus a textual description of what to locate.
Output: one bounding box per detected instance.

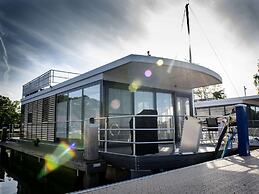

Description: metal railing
[194,115,236,145]
[22,69,80,97]
[18,115,259,155]
[95,114,175,156]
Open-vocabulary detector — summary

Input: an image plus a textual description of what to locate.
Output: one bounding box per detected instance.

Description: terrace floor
[76,149,259,194]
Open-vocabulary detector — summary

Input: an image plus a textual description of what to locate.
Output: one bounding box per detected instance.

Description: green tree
[0,95,21,127]
[194,84,226,100]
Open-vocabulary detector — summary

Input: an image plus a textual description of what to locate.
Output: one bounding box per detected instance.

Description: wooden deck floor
[74,149,259,194]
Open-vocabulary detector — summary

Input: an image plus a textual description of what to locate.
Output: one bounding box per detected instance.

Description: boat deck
[75,149,259,194]
[99,143,237,171]
[0,139,237,172]
[0,140,86,171]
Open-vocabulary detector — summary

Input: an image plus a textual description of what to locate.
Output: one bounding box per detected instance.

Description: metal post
[185,3,192,63]
[235,104,250,156]
[84,118,99,160]
[133,116,136,156]
[104,118,107,152]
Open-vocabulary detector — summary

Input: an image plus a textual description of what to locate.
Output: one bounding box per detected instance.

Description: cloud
[197,0,259,51]
[0,0,166,85]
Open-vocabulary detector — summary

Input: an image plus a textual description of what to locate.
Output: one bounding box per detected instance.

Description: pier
[74,149,259,194]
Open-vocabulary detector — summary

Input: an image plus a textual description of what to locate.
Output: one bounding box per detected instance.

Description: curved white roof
[102,54,222,90]
[22,54,222,104]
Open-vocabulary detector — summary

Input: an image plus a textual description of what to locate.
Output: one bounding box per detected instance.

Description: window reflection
[156,93,174,140]
[56,93,68,138]
[68,90,82,139]
[84,84,100,119]
[176,97,190,143]
[109,88,132,115]
[134,91,154,114]
[108,88,133,142]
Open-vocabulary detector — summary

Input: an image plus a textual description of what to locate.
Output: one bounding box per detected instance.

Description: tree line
[0,95,21,128]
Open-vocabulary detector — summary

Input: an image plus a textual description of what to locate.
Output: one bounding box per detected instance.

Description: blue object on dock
[235,104,250,156]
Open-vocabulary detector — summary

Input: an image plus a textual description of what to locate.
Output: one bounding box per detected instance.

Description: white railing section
[194,115,236,144]
[95,115,175,156]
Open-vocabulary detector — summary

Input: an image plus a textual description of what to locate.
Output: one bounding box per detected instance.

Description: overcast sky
[0,0,259,100]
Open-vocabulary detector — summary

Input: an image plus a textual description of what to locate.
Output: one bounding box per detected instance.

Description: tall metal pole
[243,86,247,96]
[185,3,192,63]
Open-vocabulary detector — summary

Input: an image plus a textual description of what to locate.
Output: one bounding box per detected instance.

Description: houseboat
[195,95,259,146]
[2,54,224,186]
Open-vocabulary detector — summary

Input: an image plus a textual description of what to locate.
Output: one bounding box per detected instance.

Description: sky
[0,0,259,100]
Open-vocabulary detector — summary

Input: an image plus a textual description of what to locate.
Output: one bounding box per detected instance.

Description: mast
[185,3,192,63]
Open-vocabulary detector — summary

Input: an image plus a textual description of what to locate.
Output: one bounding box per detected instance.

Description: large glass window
[84,84,100,119]
[109,88,132,115]
[108,88,133,141]
[68,90,82,139]
[134,91,154,114]
[156,93,173,115]
[176,97,190,116]
[56,93,68,138]
[176,97,190,143]
[156,92,174,139]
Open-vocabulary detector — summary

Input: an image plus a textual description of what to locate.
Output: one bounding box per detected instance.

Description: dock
[74,149,259,194]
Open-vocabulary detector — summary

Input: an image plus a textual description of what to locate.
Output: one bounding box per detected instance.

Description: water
[0,155,84,194]
[0,170,17,194]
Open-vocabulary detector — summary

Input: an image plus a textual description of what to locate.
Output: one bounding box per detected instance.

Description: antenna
[243,86,247,96]
[185,3,192,63]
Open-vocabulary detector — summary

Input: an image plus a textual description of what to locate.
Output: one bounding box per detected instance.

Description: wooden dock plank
[75,149,259,194]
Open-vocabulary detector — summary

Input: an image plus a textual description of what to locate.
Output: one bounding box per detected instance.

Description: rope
[167,8,187,73]
[189,6,240,97]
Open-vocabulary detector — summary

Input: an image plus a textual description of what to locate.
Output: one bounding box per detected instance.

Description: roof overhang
[103,55,222,91]
[195,94,259,108]
[21,54,222,104]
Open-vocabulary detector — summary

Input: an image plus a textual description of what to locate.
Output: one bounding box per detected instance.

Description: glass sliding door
[176,96,190,143]
[156,92,174,140]
[109,88,132,116]
[156,93,173,116]
[68,90,82,139]
[108,88,133,141]
[56,93,68,139]
[83,84,100,120]
[134,91,154,114]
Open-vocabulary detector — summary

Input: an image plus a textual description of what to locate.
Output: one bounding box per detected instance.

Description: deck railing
[194,115,237,145]
[11,116,259,154]
[22,69,80,97]
[94,114,175,156]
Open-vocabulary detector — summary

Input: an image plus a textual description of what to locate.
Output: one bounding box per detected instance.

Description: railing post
[133,116,136,156]
[235,104,250,156]
[172,116,176,151]
[104,118,107,152]
[84,118,99,160]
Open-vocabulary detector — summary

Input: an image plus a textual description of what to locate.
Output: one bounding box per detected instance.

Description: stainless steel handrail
[95,114,175,156]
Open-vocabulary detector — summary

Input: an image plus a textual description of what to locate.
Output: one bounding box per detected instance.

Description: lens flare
[144,69,152,77]
[128,80,141,92]
[38,141,76,178]
[156,59,164,66]
[110,99,120,110]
